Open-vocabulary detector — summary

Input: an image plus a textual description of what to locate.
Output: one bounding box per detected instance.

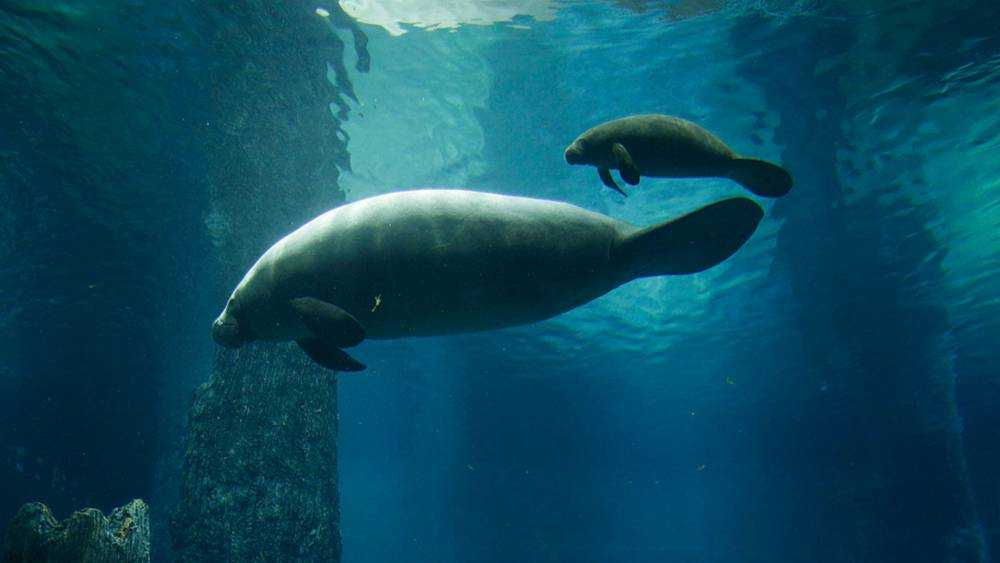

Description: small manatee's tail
[727,157,793,197]
[615,197,764,280]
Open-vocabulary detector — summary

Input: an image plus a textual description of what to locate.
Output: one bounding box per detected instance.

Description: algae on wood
[169,349,340,562]
[2,499,149,563]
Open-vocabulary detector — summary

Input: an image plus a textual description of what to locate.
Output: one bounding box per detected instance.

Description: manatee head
[564,137,589,165]
[565,132,612,167]
[212,295,253,348]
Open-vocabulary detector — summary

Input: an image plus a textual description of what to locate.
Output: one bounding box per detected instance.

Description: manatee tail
[615,197,763,280]
[727,157,793,197]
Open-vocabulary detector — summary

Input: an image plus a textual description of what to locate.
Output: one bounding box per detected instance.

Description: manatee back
[585,114,736,174]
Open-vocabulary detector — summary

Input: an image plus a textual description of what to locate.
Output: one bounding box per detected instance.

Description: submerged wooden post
[2,499,150,563]
[169,2,367,560]
[170,350,340,561]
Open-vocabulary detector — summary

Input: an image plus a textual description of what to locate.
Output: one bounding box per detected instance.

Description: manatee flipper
[290,297,365,348]
[612,143,640,185]
[297,338,366,372]
[726,157,793,197]
[615,197,763,279]
[599,167,627,196]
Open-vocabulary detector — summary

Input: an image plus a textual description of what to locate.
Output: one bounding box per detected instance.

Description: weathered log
[2,499,149,563]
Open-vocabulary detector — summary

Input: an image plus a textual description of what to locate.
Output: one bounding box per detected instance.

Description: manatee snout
[212,312,244,348]
[564,142,585,165]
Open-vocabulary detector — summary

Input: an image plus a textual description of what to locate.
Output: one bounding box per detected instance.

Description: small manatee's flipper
[599,167,627,196]
[297,338,366,372]
[727,157,793,197]
[615,197,764,279]
[290,297,365,348]
[612,143,640,185]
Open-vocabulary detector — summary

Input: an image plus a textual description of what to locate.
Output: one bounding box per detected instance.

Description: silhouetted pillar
[731,5,982,561]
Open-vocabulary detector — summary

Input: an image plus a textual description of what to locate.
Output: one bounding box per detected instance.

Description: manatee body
[212,189,763,371]
[564,114,793,198]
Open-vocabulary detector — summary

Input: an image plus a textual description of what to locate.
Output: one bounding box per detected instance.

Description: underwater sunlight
[1,1,999,562]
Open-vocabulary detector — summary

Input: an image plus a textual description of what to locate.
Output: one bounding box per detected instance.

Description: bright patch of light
[337,0,557,36]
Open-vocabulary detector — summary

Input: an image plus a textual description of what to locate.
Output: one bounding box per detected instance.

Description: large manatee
[212,189,763,371]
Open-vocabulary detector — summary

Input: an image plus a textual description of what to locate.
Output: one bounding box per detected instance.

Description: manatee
[564,114,793,198]
[211,189,764,371]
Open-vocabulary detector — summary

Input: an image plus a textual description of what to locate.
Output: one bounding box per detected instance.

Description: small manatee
[565,114,793,197]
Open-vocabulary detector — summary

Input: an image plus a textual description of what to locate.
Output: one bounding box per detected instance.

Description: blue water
[2,1,999,562]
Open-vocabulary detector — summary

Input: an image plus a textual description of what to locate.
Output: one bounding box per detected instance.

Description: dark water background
[1,1,999,562]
